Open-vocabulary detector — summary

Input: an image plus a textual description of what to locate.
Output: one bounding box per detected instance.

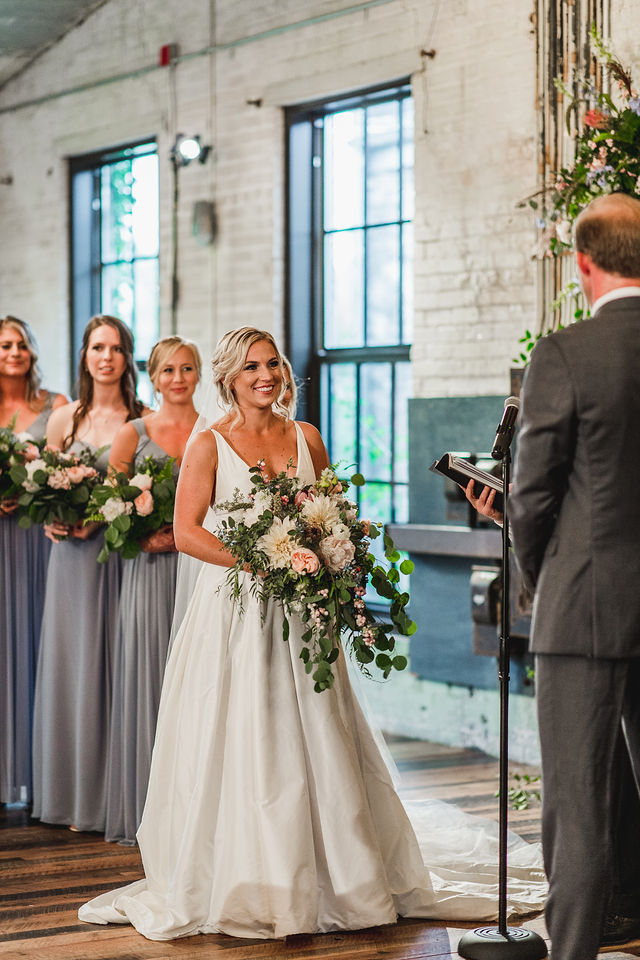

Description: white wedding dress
[79,424,546,941]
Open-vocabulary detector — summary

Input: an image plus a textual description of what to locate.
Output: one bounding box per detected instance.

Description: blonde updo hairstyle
[0,315,42,407]
[147,335,202,394]
[212,326,290,426]
[280,353,298,419]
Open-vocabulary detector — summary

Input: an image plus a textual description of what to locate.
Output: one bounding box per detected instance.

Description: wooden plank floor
[1,736,638,960]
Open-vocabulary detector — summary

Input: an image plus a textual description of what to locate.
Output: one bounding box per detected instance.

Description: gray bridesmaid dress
[105,419,179,843]
[0,392,55,805]
[31,441,122,831]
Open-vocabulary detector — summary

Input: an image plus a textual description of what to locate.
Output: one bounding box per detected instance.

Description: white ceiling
[0,0,108,89]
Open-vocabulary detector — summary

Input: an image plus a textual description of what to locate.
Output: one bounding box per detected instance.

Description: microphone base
[458,926,548,959]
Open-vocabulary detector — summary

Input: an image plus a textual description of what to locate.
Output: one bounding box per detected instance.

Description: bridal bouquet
[10,445,100,530]
[87,456,176,562]
[215,464,416,693]
[0,418,40,502]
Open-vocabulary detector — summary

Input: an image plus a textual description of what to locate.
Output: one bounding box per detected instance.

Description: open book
[430,453,504,513]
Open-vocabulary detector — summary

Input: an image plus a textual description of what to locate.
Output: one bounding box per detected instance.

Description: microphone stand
[458,449,547,960]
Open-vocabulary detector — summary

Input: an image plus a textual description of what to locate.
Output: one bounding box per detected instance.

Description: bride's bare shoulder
[184,426,218,466]
[296,420,330,471]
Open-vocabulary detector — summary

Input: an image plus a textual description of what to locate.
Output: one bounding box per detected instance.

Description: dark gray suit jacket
[509,296,640,658]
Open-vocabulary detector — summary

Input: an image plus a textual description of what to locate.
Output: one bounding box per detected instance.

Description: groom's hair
[575,193,640,278]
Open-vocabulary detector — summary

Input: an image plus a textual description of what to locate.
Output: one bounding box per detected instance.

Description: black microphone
[491,396,520,461]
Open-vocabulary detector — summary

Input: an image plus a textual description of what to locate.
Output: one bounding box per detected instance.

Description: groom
[507,193,640,960]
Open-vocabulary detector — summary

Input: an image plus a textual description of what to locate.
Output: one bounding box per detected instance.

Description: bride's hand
[140,525,177,554]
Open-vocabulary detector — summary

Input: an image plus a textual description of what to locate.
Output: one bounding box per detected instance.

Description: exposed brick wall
[0,0,637,398]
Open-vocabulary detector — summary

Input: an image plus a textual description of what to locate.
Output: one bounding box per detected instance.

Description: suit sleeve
[509,335,576,592]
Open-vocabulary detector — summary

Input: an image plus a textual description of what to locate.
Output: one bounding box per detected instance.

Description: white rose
[555,219,572,246]
[25,458,47,478]
[330,521,350,539]
[15,431,35,442]
[102,497,133,522]
[242,489,273,526]
[130,473,153,491]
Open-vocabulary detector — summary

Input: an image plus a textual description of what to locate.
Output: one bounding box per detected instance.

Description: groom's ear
[575,250,592,278]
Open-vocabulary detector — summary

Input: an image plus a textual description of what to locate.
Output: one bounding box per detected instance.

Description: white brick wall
[0,0,638,397]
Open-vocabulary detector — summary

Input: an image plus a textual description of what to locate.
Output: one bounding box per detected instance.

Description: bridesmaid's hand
[0,497,19,517]
[140,525,176,554]
[70,520,101,540]
[44,519,72,541]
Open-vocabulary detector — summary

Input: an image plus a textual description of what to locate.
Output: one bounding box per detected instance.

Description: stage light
[170,134,211,167]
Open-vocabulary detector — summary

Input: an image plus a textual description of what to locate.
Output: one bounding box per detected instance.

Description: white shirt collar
[591,286,640,316]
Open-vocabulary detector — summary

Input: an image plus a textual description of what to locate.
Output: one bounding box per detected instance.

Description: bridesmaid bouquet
[0,418,40,502]
[216,464,416,693]
[10,445,100,529]
[87,456,176,562]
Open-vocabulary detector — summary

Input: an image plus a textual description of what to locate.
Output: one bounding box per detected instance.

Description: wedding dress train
[79,423,546,940]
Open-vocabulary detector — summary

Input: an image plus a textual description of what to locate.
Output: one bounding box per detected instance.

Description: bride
[79,326,546,941]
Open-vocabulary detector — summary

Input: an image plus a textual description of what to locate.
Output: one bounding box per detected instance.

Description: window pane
[366,224,400,346]
[360,481,392,526]
[394,360,411,483]
[131,154,159,258]
[327,363,357,471]
[136,370,154,408]
[366,100,400,225]
[324,109,364,231]
[133,259,159,362]
[324,231,364,348]
[101,160,134,265]
[360,362,392,481]
[102,262,133,328]
[402,221,413,344]
[401,97,415,221]
[394,484,409,524]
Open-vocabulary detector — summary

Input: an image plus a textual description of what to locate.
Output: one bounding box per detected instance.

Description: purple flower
[628,98,640,117]
[586,165,614,188]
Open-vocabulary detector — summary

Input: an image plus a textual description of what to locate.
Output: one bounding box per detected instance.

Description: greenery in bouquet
[215,463,416,693]
[87,455,176,562]
[10,445,101,530]
[517,26,640,361]
[0,416,41,501]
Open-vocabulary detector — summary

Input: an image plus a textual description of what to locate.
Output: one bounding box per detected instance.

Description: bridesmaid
[105,335,201,844]
[0,316,67,805]
[31,315,147,832]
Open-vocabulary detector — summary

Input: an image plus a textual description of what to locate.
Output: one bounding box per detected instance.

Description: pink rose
[584,108,608,129]
[290,547,320,575]
[47,469,71,490]
[361,519,370,536]
[24,443,40,462]
[319,535,356,573]
[294,489,312,507]
[66,466,87,484]
[134,489,154,516]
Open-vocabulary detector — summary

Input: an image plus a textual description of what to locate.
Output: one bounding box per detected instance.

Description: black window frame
[285,80,413,528]
[69,138,159,391]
